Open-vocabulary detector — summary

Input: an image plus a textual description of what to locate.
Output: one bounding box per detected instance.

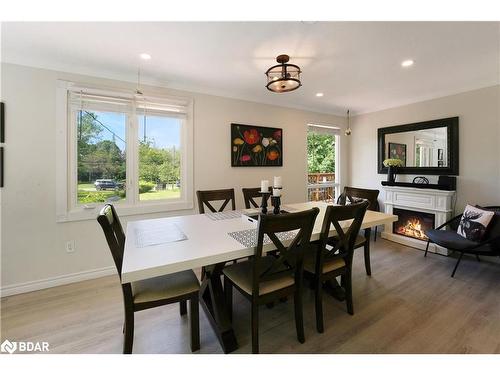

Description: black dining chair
[304,201,369,333]
[337,186,380,275]
[242,187,271,209]
[196,188,236,214]
[223,208,320,353]
[97,204,200,353]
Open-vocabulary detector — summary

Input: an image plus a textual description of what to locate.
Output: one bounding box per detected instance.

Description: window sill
[56,200,194,223]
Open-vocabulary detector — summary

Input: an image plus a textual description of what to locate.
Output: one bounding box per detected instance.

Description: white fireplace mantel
[381,186,456,255]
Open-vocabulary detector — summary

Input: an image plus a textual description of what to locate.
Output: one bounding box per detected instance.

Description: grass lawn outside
[77,183,180,203]
[78,183,96,191]
[140,188,181,200]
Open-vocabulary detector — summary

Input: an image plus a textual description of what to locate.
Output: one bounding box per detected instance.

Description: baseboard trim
[0,266,116,297]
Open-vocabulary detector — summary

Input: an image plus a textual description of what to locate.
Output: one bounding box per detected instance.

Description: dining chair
[242,187,271,209]
[196,188,236,214]
[97,204,200,354]
[222,207,320,354]
[337,186,380,275]
[304,200,369,333]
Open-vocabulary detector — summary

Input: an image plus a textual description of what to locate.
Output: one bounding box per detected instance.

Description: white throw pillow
[457,205,494,242]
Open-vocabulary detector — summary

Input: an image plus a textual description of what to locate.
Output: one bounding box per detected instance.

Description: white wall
[0,63,347,292]
[348,85,500,213]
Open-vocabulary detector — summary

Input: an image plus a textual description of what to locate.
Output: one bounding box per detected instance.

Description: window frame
[56,80,194,222]
[306,124,341,201]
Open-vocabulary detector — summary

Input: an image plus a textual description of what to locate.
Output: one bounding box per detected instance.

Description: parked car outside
[94,179,117,191]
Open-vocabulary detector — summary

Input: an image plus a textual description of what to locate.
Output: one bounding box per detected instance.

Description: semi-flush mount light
[265,54,302,93]
[315,92,324,97]
[401,59,414,67]
[140,53,152,60]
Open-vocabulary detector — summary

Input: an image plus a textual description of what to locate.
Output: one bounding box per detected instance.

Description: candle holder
[271,196,281,215]
[259,191,271,214]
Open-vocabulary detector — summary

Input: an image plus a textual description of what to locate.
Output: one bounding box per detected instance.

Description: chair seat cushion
[425,229,480,250]
[303,251,346,274]
[132,270,200,304]
[222,256,294,296]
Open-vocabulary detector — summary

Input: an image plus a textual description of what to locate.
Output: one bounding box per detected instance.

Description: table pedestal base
[199,262,238,353]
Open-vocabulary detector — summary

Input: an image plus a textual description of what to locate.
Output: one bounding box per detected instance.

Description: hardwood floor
[2,238,500,354]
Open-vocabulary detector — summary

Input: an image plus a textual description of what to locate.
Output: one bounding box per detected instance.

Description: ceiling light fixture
[401,59,414,67]
[135,66,143,97]
[345,109,352,136]
[316,92,324,97]
[265,54,302,93]
[140,53,151,60]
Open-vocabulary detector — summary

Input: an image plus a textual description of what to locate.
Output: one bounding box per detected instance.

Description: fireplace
[393,208,435,241]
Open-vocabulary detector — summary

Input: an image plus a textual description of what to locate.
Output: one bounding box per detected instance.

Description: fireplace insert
[393,208,435,241]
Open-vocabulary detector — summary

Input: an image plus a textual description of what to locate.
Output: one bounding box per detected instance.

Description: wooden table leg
[199,262,238,353]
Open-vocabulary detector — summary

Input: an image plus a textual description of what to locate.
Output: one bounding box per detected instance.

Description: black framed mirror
[378,117,459,175]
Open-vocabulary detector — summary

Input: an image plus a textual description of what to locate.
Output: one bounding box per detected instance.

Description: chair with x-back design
[97,204,200,353]
[196,188,236,214]
[242,187,271,209]
[222,207,319,353]
[304,201,369,333]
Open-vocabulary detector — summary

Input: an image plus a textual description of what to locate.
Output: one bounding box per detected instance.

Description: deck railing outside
[307,173,337,203]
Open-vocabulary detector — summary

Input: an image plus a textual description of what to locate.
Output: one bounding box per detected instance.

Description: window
[76,110,127,204]
[306,124,340,202]
[138,114,181,201]
[56,82,193,221]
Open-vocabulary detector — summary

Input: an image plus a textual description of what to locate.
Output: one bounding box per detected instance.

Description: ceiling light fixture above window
[315,92,324,97]
[265,54,302,93]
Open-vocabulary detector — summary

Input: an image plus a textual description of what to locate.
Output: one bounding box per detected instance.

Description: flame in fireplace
[396,218,429,240]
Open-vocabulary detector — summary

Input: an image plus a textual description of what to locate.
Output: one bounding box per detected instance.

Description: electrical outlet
[65,240,76,253]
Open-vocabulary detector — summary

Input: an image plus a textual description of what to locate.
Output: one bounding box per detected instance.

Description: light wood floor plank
[1,238,499,354]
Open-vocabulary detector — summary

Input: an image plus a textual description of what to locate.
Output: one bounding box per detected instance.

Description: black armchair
[424,206,500,277]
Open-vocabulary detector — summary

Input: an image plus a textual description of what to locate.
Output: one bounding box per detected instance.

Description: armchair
[424,206,500,277]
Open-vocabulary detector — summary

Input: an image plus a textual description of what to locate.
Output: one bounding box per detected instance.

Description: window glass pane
[307,131,336,203]
[77,110,127,204]
[138,115,181,201]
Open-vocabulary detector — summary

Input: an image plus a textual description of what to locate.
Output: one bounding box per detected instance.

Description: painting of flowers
[231,123,283,167]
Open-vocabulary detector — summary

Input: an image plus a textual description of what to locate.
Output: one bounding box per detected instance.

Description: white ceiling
[2,22,499,115]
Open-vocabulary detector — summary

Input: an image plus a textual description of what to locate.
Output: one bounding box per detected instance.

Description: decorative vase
[387,166,397,183]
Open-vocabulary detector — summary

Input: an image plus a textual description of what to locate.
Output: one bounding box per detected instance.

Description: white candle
[261,180,269,192]
[273,188,281,197]
[273,176,282,188]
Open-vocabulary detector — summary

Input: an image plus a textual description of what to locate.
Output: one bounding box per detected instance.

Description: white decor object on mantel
[382,186,456,255]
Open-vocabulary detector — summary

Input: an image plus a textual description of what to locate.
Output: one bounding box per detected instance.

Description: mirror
[378,117,459,175]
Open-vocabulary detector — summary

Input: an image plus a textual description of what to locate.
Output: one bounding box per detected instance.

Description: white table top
[122,201,397,284]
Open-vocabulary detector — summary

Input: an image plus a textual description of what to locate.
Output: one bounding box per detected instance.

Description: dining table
[122,201,398,353]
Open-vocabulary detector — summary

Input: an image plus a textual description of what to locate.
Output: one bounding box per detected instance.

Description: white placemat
[135,222,187,248]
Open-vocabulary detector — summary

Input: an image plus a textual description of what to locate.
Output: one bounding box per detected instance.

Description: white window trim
[56,80,194,222]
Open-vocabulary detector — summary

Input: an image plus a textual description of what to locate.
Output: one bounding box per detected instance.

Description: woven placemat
[205,210,242,221]
[228,228,298,248]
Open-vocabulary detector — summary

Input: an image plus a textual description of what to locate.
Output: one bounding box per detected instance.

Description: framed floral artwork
[231,123,283,167]
[388,142,407,166]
